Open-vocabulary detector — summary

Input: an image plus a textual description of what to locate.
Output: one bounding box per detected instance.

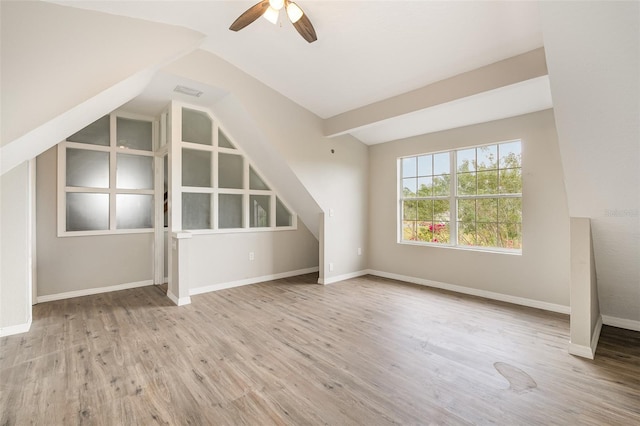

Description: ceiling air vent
[174,85,203,97]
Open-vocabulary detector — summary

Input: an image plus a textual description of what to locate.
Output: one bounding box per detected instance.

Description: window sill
[58,228,154,237]
[180,226,297,236]
[398,240,522,255]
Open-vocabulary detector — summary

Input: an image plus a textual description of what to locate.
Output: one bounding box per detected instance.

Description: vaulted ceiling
[52,0,550,144]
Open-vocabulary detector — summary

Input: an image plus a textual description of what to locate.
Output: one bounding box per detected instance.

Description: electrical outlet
[249,251,255,261]
[329,208,334,217]
[358,247,362,256]
[329,262,334,272]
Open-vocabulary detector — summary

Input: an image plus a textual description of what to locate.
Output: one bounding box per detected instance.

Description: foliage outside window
[59,114,155,235]
[400,140,522,251]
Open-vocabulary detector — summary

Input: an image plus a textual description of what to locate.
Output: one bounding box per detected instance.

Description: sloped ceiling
[0,0,204,173]
[50,0,549,144]
[540,1,640,324]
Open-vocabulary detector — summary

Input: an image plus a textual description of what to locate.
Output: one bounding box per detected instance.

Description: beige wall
[368,109,570,307]
[569,217,601,358]
[1,161,33,334]
[187,226,319,291]
[36,146,154,296]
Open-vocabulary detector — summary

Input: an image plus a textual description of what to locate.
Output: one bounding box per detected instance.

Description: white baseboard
[366,269,570,314]
[318,269,368,285]
[36,280,153,303]
[569,315,603,360]
[602,315,640,332]
[591,315,603,354]
[189,267,319,296]
[167,290,191,306]
[0,318,32,337]
[568,342,595,359]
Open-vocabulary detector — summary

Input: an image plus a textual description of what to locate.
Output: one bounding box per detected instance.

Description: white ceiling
[53,0,548,142]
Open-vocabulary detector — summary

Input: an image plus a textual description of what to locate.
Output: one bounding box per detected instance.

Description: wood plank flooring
[1,274,639,425]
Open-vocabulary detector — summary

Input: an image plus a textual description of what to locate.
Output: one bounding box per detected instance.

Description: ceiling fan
[229,0,317,43]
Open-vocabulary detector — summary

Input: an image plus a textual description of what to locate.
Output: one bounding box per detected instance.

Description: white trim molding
[318,270,368,285]
[568,315,603,360]
[36,280,152,303]
[366,269,570,314]
[167,290,191,306]
[602,315,640,332]
[0,319,32,337]
[190,267,319,296]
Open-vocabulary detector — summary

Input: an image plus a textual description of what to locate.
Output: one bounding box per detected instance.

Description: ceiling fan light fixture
[269,0,285,11]
[263,6,279,24]
[286,2,304,23]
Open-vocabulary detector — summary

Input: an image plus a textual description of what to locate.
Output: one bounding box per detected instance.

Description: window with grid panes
[399,140,522,251]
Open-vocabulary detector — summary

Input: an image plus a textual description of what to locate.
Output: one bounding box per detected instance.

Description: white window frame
[170,102,297,234]
[57,112,157,237]
[398,139,522,254]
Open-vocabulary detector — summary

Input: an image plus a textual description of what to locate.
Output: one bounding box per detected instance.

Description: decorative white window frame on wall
[398,139,522,254]
[169,101,297,234]
[57,111,158,237]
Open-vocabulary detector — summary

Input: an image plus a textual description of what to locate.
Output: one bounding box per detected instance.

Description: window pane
[417,200,433,221]
[417,177,432,197]
[457,148,475,173]
[402,178,417,197]
[458,222,476,246]
[219,153,243,189]
[477,170,498,195]
[403,200,417,220]
[219,194,243,229]
[499,141,522,169]
[499,168,522,194]
[117,154,153,189]
[430,222,450,244]
[477,145,497,170]
[432,174,450,196]
[116,194,153,229]
[66,148,109,188]
[67,116,110,146]
[477,198,498,222]
[116,118,152,151]
[499,223,522,249]
[417,155,432,176]
[402,157,417,178]
[218,129,235,149]
[402,221,417,241]
[66,193,109,231]
[498,198,522,223]
[249,166,270,190]
[182,108,212,145]
[276,197,292,227]
[433,200,450,222]
[417,223,431,242]
[182,193,211,230]
[433,152,450,175]
[182,149,211,187]
[457,172,476,195]
[476,223,498,247]
[458,199,476,222]
[250,195,270,228]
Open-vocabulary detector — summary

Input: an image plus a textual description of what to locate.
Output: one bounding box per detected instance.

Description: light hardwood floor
[1,274,639,425]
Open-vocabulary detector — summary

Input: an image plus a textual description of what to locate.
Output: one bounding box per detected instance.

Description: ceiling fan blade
[292,13,317,43]
[229,0,270,31]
